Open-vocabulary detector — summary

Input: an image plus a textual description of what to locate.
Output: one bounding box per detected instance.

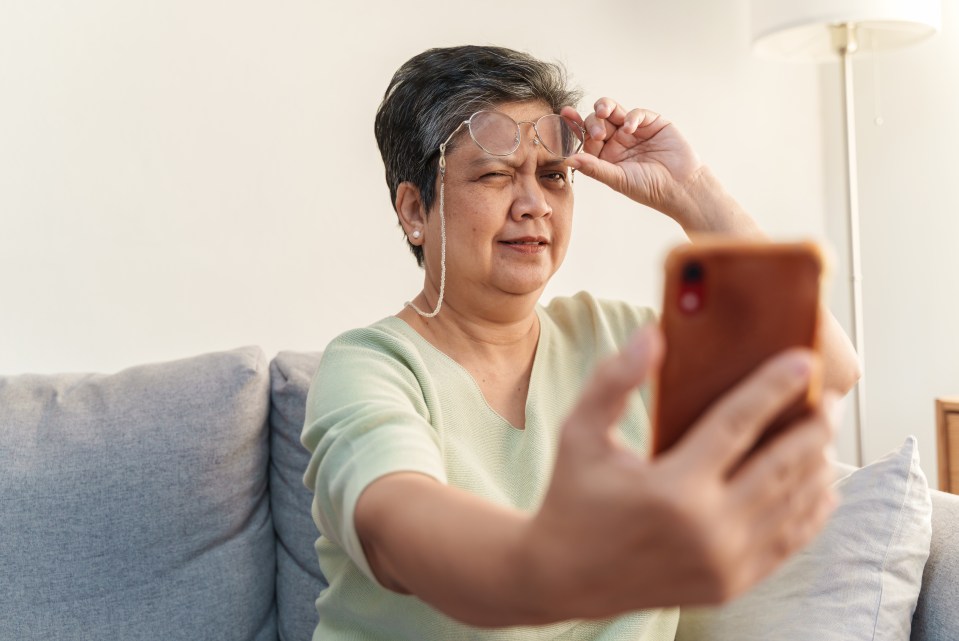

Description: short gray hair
[374,45,583,267]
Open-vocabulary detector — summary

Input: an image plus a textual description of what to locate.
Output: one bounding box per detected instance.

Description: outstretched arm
[356,328,837,626]
[563,99,861,395]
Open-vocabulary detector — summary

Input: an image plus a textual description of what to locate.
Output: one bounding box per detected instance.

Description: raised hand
[562,99,704,218]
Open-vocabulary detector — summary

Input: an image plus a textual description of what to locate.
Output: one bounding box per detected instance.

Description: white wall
[829,0,959,480]
[1,0,952,482]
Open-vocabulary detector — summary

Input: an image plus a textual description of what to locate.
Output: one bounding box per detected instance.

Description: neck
[398,287,542,360]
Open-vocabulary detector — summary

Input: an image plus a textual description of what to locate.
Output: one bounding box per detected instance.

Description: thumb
[567,153,626,193]
[565,326,664,439]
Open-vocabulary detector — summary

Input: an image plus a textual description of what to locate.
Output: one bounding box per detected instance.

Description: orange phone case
[651,240,824,456]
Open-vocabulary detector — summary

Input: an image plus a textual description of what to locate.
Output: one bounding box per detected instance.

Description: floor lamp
[749,0,940,466]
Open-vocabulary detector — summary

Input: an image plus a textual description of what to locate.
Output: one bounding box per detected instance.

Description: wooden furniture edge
[936,397,959,493]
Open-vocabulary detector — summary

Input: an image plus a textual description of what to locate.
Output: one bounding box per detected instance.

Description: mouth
[499,236,549,246]
[498,236,549,256]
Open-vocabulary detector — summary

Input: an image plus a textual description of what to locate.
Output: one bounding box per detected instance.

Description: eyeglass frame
[437,109,586,173]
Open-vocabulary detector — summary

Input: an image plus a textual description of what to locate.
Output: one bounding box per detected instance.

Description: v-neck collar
[383,308,549,431]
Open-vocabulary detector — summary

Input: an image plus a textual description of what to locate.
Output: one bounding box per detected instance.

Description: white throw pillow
[675,436,932,641]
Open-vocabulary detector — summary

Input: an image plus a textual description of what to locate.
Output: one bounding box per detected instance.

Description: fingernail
[589,125,603,139]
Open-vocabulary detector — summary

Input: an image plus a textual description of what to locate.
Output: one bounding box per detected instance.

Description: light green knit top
[301,292,679,640]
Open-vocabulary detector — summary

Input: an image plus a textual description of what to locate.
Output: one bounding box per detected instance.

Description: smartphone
[651,240,825,456]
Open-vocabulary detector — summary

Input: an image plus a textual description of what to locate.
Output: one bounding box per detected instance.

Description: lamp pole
[834,23,867,466]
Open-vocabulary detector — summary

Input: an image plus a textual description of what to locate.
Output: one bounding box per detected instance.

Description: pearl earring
[411,230,421,239]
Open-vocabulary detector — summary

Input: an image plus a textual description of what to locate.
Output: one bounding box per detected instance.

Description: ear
[395,182,428,245]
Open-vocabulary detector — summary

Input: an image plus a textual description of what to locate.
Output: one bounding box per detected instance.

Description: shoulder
[307,318,430,422]
[541,291,657,350]
[315,316,447,387]
[320,317,421,366]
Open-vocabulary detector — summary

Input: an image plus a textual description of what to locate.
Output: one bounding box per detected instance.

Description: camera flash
[680,291,701,313]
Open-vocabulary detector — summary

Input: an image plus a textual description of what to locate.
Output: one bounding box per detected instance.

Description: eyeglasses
[439,110,586,163]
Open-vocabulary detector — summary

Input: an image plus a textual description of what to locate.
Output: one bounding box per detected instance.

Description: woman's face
[423,100,574,304]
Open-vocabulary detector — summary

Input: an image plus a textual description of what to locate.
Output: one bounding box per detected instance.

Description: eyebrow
[467,156,568,170]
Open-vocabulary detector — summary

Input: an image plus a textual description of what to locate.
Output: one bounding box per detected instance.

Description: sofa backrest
[269,350,327,641]
[911,486,959,641]
[0,347,277,641]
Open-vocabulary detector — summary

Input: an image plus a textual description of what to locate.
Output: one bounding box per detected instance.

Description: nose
[509,150,552,221]
[509,173,552,221]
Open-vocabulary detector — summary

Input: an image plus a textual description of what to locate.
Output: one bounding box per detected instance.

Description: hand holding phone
[652,240,825,455]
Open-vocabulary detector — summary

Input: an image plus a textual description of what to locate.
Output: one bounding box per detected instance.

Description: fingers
[584,99,628,142]
[560,105,585,128]
[562,98,663,190]
[690,400,837,600]
[723,394,838,587]
[672,349,820,475]
[739,461,837,591]
[580,99,666,149]
[579,99,622,157]
[730,400,836,516]
[564,153,625,193]
[564,326,664,443]
[757,457,836,546]
[725,478,835,600]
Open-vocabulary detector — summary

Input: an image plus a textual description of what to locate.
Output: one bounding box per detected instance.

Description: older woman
[302,45,860,640]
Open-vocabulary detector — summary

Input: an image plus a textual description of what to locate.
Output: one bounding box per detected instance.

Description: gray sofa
[2,346,957,640]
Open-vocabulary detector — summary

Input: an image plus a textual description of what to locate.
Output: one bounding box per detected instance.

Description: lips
[499,236,548,246]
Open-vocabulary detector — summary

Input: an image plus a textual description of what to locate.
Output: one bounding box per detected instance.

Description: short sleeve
[543,292,657,348]
[300,327,447,585]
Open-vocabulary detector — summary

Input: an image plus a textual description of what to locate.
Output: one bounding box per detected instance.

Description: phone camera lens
[682,261,704,283]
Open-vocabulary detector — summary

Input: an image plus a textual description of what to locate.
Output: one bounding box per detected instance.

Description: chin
[489,257,563,297]
[495,273,554,297]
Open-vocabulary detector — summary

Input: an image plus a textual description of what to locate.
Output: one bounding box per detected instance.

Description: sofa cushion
[0,347,276,641]
[269,351,327,641]
[675,435,932,641]
[911,486,959,641]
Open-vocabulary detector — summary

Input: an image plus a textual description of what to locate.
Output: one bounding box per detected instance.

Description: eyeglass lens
[468,111,584,158]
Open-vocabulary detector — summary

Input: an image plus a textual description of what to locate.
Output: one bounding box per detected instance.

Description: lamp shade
[751,0,941,61]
